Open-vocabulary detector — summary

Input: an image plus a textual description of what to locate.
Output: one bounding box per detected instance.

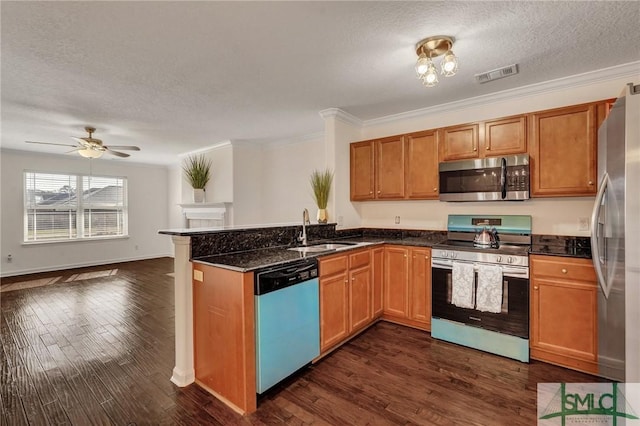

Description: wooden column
[170,235,195,387]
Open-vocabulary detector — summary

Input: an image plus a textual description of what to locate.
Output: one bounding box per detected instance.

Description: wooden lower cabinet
[383,246,432,331]
[319,248,375,353]
[372,247,384,317]
[409,248,432,330]
[530,255,598,374]
[192,263,256,414]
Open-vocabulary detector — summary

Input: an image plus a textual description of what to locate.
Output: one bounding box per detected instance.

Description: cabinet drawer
[319,254,348,277]
[349,249,371,269]
[531,256,596,281]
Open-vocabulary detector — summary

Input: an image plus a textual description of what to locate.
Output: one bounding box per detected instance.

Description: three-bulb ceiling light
[415,36,459,88]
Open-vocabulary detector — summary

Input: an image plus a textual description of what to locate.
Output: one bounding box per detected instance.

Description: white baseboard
[0,252,173,278]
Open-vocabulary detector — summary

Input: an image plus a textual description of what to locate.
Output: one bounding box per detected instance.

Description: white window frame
[24,171,129,243]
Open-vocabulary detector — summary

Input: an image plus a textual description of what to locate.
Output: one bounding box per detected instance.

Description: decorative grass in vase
[310,168,333,223]
[183,154,212,203]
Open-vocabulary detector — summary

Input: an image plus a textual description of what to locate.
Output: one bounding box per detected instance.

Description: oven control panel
[433,249,528,267]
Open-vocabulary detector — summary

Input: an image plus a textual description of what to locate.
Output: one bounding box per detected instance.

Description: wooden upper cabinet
[529,103,597,197]
[405,130,439,199]
[484,115,527,156]
[440,123,479,161]
[375,135,405,199]
[350,141,375,200]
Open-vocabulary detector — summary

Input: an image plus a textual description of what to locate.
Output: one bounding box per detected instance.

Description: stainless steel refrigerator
[591,82,640,382]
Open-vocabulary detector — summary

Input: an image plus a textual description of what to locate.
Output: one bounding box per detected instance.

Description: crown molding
[178,141,232,157]
[319,108,363,127]
[365,61,640,127]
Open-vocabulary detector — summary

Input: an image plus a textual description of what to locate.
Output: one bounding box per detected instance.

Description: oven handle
[431,258,529,278]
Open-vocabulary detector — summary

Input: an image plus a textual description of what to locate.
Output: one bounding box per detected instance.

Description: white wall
[232,142,263,225]
[0,149,172,277]
[260,135,325,223]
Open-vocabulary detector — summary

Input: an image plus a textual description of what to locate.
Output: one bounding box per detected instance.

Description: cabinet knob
[433,187,437,192]
[425,256,429,259]
[485,146,490,150]
[377,190,381,194]
[404,255,407,258]
[473,147,477,151]
[369,191,373,194]
[534,286,539,290]
[561,268,568,274]
[351,277,355,281]
[588,181,594,185]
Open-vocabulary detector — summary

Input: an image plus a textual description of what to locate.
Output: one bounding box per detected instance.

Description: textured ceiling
[2,1,640,164]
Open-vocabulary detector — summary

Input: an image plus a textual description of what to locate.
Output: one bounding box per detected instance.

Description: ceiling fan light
[441,50,459,76]
[78,148,103,159]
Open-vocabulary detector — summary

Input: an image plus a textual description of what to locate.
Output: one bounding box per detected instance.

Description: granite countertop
[529,235,592,259]
[191,231,593,272]
[192,235,445,272]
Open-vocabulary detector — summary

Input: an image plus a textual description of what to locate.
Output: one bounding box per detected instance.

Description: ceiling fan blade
[26,140,78,148]
[104,145,140,151]
[105,148,130,158]
[71,137,92,147]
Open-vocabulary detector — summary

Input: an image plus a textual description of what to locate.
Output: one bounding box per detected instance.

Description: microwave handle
[500,157,507,199]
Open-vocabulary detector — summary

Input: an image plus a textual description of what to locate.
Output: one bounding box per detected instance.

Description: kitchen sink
[287,242,358,253]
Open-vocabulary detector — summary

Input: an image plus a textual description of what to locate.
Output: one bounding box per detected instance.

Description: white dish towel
[451,262,475,309]
[476,264,503,313]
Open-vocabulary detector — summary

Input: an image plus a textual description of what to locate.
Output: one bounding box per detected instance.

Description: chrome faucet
[298,208,310,245]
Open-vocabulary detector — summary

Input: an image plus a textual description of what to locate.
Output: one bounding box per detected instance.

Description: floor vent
[475,64,519,84]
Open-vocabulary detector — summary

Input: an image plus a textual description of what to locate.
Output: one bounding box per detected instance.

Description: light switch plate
[193,269,204,282]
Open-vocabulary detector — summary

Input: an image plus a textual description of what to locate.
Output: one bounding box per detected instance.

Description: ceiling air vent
[475,64,519,84]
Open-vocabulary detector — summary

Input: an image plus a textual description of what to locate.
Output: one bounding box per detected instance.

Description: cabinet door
[529,104,597,196]
[530,256,598,374]
[383,246,409,317]
[350,141,375,200]
[349,266,372,332]
[409,248,431,329]
[375,136,405,199]
[371,247,384,317]
[319,272,350,352]
[440,123,479,161]
[484,115,527,156]
[405,130,439,199]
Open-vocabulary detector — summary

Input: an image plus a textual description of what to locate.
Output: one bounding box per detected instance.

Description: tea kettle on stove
[474,226,498,247]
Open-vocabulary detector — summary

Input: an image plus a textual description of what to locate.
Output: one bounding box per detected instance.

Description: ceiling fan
[25,126,140,158]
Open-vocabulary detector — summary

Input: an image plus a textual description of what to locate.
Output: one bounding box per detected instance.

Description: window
[24,172,128,242]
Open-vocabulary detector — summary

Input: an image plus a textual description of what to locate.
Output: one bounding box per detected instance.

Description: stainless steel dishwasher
[254,258,320,394]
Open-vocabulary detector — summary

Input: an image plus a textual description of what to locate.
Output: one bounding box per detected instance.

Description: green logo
[538,383,639,425]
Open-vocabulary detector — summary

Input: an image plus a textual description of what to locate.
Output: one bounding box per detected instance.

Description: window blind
[24,172,128,242]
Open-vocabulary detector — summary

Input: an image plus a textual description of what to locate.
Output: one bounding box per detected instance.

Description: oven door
[431,259,529,338]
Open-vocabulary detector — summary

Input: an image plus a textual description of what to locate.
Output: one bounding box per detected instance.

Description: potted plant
[183,154,212,203]
[309,168,333,223]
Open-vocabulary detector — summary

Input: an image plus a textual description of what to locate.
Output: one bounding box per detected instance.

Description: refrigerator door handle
[590,172,611,298]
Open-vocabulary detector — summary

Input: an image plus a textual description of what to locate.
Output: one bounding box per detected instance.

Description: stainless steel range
[431,214,532,362]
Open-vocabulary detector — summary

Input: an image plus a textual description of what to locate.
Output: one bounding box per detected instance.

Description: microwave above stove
[439,154,530,202]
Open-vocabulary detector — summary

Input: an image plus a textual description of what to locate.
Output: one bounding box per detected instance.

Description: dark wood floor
[1,257,600,425]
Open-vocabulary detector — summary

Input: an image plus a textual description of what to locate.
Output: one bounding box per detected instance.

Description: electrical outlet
[7,254,12,263]
[395,216,401,224]
[578,217,589,231]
